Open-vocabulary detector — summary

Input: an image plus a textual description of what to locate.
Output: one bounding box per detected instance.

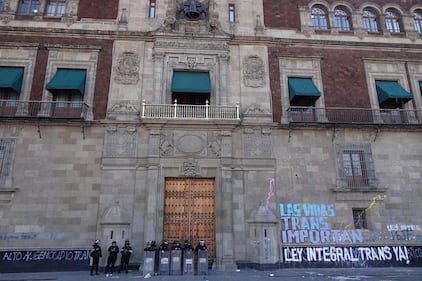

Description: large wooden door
[163,178,215,264]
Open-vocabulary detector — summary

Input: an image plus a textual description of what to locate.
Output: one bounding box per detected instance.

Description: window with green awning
[172,71,211,93]
[46,69,87,95]
[288,77,321,102]
[0,67,24,94]
[375,80,413,105]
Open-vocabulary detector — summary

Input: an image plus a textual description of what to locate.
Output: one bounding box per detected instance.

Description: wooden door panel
[164,178,215,265]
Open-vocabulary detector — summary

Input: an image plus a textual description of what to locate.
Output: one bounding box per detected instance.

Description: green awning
[46,69,86,95]
[172,71,211,93]
[0,67,24,94]
[288,77,321,102]
[375,80,413,104]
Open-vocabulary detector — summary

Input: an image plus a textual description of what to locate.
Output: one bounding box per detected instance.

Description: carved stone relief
[243,128,272,157]
[160,132,174,157]
[159,131,223,158]
[109,102,139,114]
[180,159,201,177]
[243,55,265,88]
[207,132,221,157]
[104,126,137,157]
[114,52,140,85]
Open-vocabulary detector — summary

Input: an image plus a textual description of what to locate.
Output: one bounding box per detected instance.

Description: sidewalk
[1,267,422,281]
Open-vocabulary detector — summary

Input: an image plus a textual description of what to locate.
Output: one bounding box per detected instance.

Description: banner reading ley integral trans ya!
[0,249,91,273]
[281,246,422,267]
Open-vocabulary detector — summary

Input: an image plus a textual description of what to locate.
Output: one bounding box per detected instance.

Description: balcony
[0,100,89,120]
[287,107,422,125]
[141,101,240,120]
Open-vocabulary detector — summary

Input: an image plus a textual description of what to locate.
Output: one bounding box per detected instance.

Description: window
[342,150,366,187]
[385,9,401,33]
[229,4,235,23]
[0,139,14,187]
[149,0,156,18]
[0,0,4,11]
[334,8,351,31]
[45,0,65,17]
[54,93,82,108]
[311,6,329,30]
[362,8,379,33]
[18,0,40,16]
[414,10,422,34]
[0,91,18,107]
[336,143,377,189]
[353,209,367,229]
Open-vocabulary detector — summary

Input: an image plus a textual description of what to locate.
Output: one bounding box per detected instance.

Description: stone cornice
[0,42,40,49]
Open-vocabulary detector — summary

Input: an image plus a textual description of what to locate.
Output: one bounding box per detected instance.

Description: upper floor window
[18,0,40,16]
[311,6,329,30]
[0,0,4,11]
[414,10,422,34]
[362,8,379,33]
[149,0,156,18]
[45,0,65,17]
[336,143,377,189]
[385,9,402,33]
[334,7,351,31]
[46,68,86,118]
[229,4,235,23]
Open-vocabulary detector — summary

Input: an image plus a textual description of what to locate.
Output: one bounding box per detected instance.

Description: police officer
[195,240,207,251]
[119,240,133,274]
[105,241,119,277]
[90,240,102,276]
[159,240,169,252]
[183,240,194,251]
[172,240,181,250]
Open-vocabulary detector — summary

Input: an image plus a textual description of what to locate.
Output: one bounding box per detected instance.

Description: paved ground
[1,267,422,281]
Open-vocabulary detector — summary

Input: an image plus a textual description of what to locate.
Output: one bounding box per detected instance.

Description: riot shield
[158,250,170,275]
[143,251,155,276]
[170,249,182,275]
[197,249,208,275]
[183,249,194,275]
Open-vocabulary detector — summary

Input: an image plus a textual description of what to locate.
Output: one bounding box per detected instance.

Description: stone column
[218,54,229,105]
[218,168,236,269]
[221,131,232,157]
[152,52,165,103]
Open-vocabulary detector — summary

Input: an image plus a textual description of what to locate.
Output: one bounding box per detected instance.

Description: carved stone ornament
[181,159,201,177]
[114,52,140,85]
[109,102,138,114]
[185,57,197,68]
[244,104,270,115]
[104,126,137,158]
[243,55,265,88]
[154,40,229,51]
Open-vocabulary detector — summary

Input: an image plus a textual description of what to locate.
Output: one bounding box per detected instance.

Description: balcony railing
[287,107,422,125]
[141,101,240,120]
[0,100,89,120]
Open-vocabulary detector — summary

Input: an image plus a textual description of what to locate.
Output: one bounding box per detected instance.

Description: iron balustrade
[141,101,240,120]
[287,106,422,125]
[0,100,89,120]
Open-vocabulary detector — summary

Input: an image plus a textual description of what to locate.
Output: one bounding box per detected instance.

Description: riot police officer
[105,241,119,277]
[90,240,102,276]
[119,240,133,274]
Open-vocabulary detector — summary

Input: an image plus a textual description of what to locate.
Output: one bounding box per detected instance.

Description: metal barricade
[183,250,194,275]
[170,249,182,275]
[142,251,155,276]
[197,250,208,275]
[158,251,170,275]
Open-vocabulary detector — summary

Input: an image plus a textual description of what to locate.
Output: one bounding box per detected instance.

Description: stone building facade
[0,0,421,272]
